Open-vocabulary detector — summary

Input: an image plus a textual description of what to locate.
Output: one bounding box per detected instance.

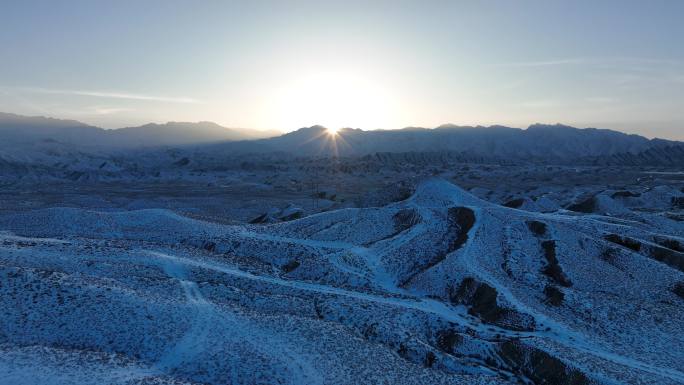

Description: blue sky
[1,0,683,139]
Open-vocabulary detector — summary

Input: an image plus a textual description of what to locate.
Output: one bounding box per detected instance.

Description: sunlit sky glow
[1,0,683,139]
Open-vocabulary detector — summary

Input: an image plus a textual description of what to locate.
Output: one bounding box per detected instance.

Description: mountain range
[0,112,278,148]
[196,124,684,166]
[205,124,678,159]
[1,112,683,166]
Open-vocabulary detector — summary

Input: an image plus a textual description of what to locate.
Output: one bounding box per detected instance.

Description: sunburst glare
[273,71,395,130]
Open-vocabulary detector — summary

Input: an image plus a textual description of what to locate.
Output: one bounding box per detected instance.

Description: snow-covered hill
[1,179,682,384]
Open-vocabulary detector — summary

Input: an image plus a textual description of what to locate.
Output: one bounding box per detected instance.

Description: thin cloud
[92,107,135,115]
[501,58,588,67]
[3,86,199,104]
[500,56,680,68]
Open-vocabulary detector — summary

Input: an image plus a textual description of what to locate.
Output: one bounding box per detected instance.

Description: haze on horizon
[1,0,683,140]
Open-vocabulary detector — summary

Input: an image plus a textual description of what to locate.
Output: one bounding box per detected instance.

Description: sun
[272,71,395,130]
[326,127,339,136]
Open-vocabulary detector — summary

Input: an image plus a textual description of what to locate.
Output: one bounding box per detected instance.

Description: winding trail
[144,244,684,384]
[154,254,213,372]
[149,251,322,385]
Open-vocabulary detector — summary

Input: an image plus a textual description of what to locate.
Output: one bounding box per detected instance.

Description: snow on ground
[0,176,682,384]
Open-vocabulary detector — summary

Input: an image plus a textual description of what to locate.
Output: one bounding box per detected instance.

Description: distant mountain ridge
[1,112,682,166]
[0,112,278,149]
[200,123,681,164]
[112,121,277,147]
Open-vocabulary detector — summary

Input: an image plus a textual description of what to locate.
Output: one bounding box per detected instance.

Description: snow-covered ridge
[1,178,682,384]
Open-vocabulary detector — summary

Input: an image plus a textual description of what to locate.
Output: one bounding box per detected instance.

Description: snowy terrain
[0,175,682,384]
[1,113,683,383]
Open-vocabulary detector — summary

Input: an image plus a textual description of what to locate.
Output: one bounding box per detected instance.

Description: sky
[1,0,683,139]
